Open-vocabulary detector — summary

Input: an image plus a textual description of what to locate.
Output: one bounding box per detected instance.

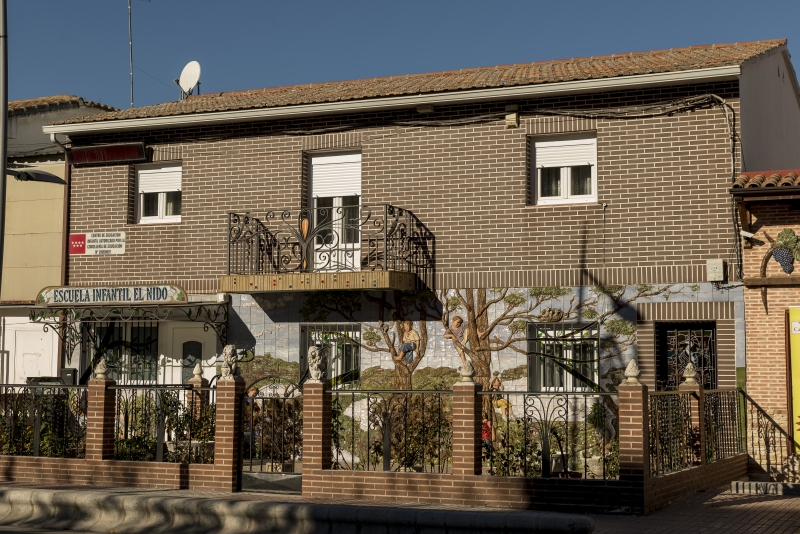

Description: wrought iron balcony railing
[227,205,434,283]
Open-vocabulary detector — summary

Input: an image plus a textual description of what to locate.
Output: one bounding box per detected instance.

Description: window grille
[527,322,599,392]
[90,321,159,384]
[300,323,361,388]
[656,323,716,390]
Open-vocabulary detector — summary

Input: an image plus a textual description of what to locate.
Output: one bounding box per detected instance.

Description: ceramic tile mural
[228,283,744,392]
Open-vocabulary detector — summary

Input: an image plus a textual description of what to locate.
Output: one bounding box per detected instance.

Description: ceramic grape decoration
[773,228,800,274]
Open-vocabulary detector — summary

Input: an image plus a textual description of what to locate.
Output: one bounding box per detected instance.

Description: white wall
[740,47,800,171]
[158,322,219,384]
[0,311,59,384]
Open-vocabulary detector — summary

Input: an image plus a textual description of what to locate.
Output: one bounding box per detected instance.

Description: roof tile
[56,40,785,125]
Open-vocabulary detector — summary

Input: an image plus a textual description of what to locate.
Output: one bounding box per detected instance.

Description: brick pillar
[618,382,650,481]
[86,378,116,461]
[214,375,245,491]
[452,381,482,476]
[679,381,706,466]
[302,381,331,471]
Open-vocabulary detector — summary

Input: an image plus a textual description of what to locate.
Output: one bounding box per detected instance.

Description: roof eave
[43,65,742,136]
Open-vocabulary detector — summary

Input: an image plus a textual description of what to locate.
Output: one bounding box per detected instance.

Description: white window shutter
[138,165,182,193]
[310,153,361,198]
[534,138,596,168]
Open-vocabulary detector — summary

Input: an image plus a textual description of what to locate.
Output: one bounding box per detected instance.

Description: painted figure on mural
[490,376,514,419]
[443,315,470,364]
[398,320,420,365]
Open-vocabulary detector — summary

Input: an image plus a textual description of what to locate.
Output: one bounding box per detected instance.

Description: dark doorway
[656,322,716,390]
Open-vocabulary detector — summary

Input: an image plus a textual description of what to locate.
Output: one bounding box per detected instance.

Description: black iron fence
[648,391,696,476]
[703,389,743,463]
[479,391,619,479]
[0,384,88,458]
[241,378,303,477]
[331,389,452,473]
[227,206,435,282]
[111,385,216,463]
[739,390,797,481]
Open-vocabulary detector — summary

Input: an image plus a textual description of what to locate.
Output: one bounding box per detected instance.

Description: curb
[730,481,800,496]
[0,487,595,534]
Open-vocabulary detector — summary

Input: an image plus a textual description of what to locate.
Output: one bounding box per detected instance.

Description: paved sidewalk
[592,486,800,533]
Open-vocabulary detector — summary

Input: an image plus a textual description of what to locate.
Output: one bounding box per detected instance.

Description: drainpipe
[50,133,70,374]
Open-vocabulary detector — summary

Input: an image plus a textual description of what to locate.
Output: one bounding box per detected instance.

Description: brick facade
[742,203,797,427]
[65,82,739,290]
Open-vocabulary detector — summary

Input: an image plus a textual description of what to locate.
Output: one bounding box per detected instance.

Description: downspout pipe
[49,132,71,374]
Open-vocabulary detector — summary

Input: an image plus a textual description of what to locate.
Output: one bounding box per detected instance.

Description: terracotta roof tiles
[55,39,785,125]
[733,171,800,188]
[9,95,116,116]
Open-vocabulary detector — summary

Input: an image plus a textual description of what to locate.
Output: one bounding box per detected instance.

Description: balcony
[221,204,434,292]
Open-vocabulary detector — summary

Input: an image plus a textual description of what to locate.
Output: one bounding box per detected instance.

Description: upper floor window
[136,163,182,224]
[531,135,597,205]
[309,152,361,270]
[527,322,599,392]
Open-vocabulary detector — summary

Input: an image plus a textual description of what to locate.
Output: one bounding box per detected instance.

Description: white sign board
[69,232,125,255]
[36,285,188,306]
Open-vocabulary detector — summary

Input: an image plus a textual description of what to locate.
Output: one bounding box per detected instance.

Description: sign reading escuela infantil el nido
[69,232,125,255]
[36,285,188,306]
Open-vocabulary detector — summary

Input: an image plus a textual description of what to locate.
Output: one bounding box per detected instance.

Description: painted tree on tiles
[299,290,442,390]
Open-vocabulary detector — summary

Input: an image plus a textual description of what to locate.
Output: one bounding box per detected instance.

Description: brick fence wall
[1,376,747,514]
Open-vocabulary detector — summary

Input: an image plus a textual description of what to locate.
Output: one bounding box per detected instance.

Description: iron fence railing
[111,385,216,464]
[739,390,797,482]
[331,389,452,473]
[479,391,619,479]
[0,384,88,458]
[241,378,303,476]
[703,389,742,463]
[648,391,697,476]
[227,206,435,282]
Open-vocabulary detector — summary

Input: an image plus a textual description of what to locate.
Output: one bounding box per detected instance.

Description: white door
[158,323,219,385]
[309,153,362,271]
[13,328,57,383]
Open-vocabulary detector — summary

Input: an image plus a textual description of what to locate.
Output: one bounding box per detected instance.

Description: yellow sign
[789,308,800,451]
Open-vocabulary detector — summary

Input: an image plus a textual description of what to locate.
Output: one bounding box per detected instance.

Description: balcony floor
[220,270,419,292]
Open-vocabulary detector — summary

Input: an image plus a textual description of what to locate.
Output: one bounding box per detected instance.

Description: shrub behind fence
[112,385,216,463]
[331,389,452,473]
[0,385,88,459]
[479,391,619,480]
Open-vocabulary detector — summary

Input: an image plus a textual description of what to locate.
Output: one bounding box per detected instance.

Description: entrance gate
[239,376,303,493]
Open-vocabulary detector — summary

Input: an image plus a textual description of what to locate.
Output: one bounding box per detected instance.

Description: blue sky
[8,1,800,110]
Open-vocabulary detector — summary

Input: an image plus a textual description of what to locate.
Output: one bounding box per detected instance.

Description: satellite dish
[179,61,201,94]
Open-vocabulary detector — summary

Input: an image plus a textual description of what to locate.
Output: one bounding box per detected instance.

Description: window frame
[90,321,160,385]
[135,163,182,225]
[531,135,598,206]
[527,322,599,393]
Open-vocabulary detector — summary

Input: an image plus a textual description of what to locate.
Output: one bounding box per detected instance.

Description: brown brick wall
[645,453,748,512]
[742,203,798,426]
[66,82,740,288]
[0,456,233,491]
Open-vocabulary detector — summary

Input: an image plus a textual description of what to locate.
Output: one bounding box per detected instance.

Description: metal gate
[239,376,303,493]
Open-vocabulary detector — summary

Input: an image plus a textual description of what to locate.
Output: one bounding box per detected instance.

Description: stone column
[302,380,331,471]
[187,363,210,419]
[618,361,650,482]
[678,363,706,465]
[86,359,116,461]
[214,374,245,491]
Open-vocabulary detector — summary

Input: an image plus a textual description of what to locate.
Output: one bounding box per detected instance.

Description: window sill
[128,221,182,226]
[525,201,601,208]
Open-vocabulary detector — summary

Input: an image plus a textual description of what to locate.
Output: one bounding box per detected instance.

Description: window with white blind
[136,164,182,223]
[309,153,361,270]
[531,135,597,205]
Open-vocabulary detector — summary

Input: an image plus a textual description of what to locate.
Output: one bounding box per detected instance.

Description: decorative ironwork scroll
[30,302,228,367]
[227,205,435,285]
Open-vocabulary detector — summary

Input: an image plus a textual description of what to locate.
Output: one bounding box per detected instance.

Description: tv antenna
[175,61,201,100]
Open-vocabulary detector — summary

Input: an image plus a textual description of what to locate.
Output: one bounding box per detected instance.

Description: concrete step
[0,486,595,534]
[730,480,800,496]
